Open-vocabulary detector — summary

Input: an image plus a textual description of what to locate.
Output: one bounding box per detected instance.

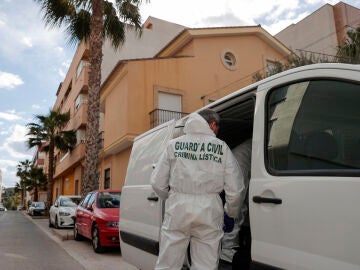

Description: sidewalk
[23,212,138,270]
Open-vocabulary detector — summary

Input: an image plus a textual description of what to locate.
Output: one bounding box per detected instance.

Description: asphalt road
[0,210,232,270]
[0,210,86,270]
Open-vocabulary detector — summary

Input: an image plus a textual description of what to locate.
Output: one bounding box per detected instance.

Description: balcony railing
[149,109,188,128]
[98,131,104,149]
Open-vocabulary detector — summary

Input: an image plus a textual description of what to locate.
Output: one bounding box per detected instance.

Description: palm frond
[34,0,76,28]
[66,9,91,46]
[118,0,142,28]
[104,1,126,48]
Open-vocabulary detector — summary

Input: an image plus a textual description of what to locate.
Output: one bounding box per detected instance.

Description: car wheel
[74,223,83,241]
[55,215,59,229]
[49,217,53,228]
[92,224,105,253]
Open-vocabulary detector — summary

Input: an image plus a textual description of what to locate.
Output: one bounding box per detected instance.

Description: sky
[0,0,359,187]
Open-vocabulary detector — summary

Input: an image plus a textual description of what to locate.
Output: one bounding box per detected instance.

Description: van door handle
[147,196,159,202]
[253,196,282,204]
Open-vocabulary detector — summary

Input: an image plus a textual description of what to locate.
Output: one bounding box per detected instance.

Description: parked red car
[74,190,121,253]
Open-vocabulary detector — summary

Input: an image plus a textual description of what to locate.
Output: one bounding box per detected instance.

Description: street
[0,211,137,270]
[0,210,233,270]
[0,211,85,270]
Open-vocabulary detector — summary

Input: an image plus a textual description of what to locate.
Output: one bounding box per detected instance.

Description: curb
[52,228,74,241]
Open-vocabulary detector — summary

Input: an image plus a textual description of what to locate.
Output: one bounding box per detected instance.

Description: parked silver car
[28,201,46,216]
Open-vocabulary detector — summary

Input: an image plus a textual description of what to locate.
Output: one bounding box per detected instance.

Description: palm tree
[26,110,76,208]
[34,0,146,195]
[337,26,360,64]
[27,166,48,202]
[15,160,32,208]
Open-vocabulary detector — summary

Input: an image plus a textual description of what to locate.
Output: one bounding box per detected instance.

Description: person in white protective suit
[220,138,252,264]
[150,109,245,270]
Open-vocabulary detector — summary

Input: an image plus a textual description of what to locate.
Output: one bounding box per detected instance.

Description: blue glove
[223,214,234,233]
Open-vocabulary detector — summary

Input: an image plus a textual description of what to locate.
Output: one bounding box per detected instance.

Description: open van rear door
[120,120,176,270]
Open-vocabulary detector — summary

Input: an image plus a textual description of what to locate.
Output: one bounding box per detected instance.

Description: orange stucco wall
[52,170,75,203]
[99,147,132,190]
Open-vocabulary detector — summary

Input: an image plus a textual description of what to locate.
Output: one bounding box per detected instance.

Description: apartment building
[31,145,47,202]
[275,1,360,57]
[50,17,185,203]
[98,25,292,190]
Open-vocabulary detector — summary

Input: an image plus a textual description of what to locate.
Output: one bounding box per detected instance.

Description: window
[224,52,236,66]
[266,80,360,174]
[80,193,92,208]
[75,94,88,111]
[76,60,89,78]
[221,50,237,70]
[158,92,182,124]
[87,193,96,208]
[104,168,110,189]
[60,197,79,207]
[76,129,86,144]
[97,192,121,208]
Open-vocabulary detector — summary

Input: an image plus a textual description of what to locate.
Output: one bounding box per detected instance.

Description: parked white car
[0,204,7,211]
[49,195,81,229]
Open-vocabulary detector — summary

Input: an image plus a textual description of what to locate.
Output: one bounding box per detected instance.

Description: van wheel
[74,223,82,241]
[92,224,105,253]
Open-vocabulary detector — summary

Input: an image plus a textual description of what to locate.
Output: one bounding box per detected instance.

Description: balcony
[72,102,88,130]
[74,65,89,93]
[54,143,86,178]
[149,109,188,128]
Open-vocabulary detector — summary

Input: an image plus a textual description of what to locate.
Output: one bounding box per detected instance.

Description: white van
[119,63,360,270]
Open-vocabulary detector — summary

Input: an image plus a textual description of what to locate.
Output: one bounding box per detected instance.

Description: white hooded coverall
[151,113,245,270]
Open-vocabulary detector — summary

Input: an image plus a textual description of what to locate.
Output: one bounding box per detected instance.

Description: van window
[266,80,360,174]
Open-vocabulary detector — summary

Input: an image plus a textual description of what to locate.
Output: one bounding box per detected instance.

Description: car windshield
[97,192,121,208]
[60,197,81,207]
[33,202,45,208]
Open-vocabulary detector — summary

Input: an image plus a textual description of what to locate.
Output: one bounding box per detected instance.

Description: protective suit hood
[183,112,216,137]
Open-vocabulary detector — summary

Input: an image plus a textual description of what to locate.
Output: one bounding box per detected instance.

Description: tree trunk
[82,0,104,196]
[46,143,54,209]
[34,186,39,202]
[21,188,25,208]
